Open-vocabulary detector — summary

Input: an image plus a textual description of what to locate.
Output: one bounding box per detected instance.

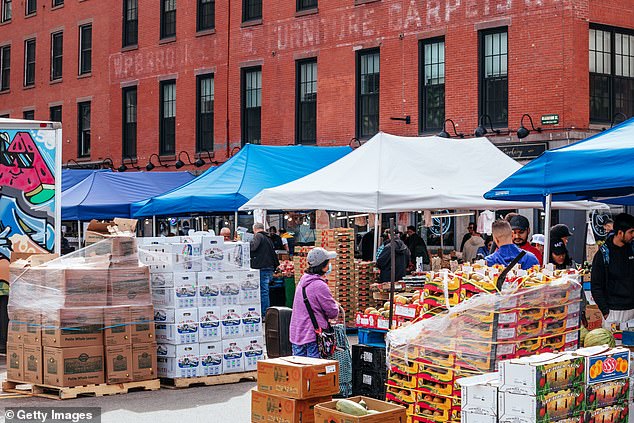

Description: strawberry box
[498,385,586,423]
[583,404,629,423]
[499,353,585,395]
[585,378,630,410]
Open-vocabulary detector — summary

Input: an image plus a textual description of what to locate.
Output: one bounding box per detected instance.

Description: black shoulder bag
[302,286,337,358]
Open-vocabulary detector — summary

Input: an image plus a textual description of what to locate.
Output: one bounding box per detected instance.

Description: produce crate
[352,344,387,371]
[358,328,387,347]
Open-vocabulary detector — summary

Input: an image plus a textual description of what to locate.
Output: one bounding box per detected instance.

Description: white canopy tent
[241,132,600,213]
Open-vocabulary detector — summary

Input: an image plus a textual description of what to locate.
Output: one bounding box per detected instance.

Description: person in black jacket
[250,223,280,315]
[376,232,411,282]
[359,229,375,261]
[404,225,430,269]
[591,213,634,329]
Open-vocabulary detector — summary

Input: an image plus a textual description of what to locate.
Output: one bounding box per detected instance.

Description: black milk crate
[352,344,387,371]
[352,368,387,400]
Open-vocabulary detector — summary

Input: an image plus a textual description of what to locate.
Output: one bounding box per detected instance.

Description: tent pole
[543,194,552,264]
[373,213,381,261]
[77,220,81,248]
[152,216,156,237]
[440,217,445,256]
[388,218,396,329]
[234,211,238,235]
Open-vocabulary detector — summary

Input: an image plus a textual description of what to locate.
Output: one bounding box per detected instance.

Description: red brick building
[0,0,632,171]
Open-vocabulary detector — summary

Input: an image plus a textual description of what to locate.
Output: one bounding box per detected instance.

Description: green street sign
[541,114,559,125]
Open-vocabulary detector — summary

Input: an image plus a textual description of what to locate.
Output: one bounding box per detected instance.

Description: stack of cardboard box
[140,235,264,379]
[355,260,378,313]
[251,356,340,423]
[293,246,314,283]
[7,237,158,388]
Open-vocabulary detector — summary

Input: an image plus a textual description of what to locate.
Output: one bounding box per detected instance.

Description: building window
[160,80,176,155]
[1,0,11,22]
[197,0,214,31]
[51,31,63,81]
[50,105,62,122]
[123,86,137,158]
[0,114,9,118]
[25,0,35,15]
[77,101,91,157]
[23,110,34,120]
[357,49,380,139]
[296,59,317,144]
[52,0,63,7]
[589,25,634,123]
[161,0,176,39]
[79,24,92,75]
[0,45,9,91]
[24,39,36,87]
[242,0,261,22]
[419,38,445,133]
[297,0,317,12]
[196,74,214,152]
[123,0,138,47]
[479,28,508,127]
[241,67,261,145]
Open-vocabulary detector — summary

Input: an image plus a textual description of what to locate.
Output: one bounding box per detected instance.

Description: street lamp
[194,149,215,167]
[517,114,542,139]
[474,114,501,137]
[175,151,195,169]
[438,119,464,138]
[101,158,115,170]
[118,156,140,172]
[145,153,169,171]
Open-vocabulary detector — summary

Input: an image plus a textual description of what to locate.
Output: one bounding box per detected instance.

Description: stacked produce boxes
[138,235,264,379]
[7,237,158,388]
[385,275,584,423]
[292,246,313,282]
[355,261,377,313]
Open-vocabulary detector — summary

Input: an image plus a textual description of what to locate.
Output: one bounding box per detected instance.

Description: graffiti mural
[0,129,57,285]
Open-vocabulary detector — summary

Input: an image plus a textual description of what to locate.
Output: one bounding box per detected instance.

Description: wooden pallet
[2,379,160,400]
[160,371,257,389]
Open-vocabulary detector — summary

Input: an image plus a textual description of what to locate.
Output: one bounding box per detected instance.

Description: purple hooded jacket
[289,273,339,346]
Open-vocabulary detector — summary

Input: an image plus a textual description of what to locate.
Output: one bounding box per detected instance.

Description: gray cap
[307,247,337,267]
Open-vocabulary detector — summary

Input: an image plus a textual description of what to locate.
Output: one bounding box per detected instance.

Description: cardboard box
[499,353,585,395]
[198,307,222,342]
[575,346,630,385]
[314,396,407,423]
[462,411,498,423]
[23,343,43,384]
[42,307,104,348]
[218,273,241,306]
[156,343,200,378]
[197,272,221,307]
[23,312,42,345]
[251,388,331,423]
[150,272,174,288]
[585,305,604,330]
[154,307,198,344]
[240,270,260,304]
[221,305,243,339]
[105,344,133,383]
[43,345,104,387]
[7,343,24,381]
[7,309,25,344]
[169,243,202,272]
[151,273,197,308]
[583,404,629,423]
[59,268,109,307]
[241,305,262,337]
[130,304,155,344]
[586,378,630,410]
[459,373,500,416]
[108,266,151,306]
[257,357,340,400]
[222,339,245,373]
[238,336,265,372]
[103,306,131,346]
[199,342,223,376]
[498,386,585,423]
[132,343,157,381]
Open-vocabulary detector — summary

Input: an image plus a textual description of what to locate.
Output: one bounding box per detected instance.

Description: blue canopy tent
[62,171,196,220]
[61,169,108,191]
[484,117,634,257]
[133,144,352,217]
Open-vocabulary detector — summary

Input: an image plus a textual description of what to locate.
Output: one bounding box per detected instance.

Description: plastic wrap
[385,276,583,422]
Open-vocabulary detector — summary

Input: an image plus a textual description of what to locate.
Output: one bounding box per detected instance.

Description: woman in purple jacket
[289,247,340,357]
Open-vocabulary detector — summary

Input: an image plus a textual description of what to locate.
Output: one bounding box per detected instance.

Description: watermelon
[584,328,616,348]
[579,326,589,345]
[0,132,55,204]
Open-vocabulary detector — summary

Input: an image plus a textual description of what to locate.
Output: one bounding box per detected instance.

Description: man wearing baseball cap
[531,234,545,257]
[289,247,339,358]
[509,215,543,265]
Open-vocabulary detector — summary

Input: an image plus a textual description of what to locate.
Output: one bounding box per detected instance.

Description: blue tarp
[133,144,352,216]
[62,171,196,220]
[61,169,107,191]
[485,118,634,204]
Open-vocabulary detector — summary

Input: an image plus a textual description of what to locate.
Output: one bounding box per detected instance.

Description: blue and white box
[199,342,223,376]
[221,305,243,339]
[222,339,244,373]
[155,308,199,344]
[156,343,200,378]
[241,305,262,337]
[218,273,240,306]
[239,270,261,304]
[152,273,197,308]
[238,336,265,371]
[197,272,221,307]
[150,272,174,288]
[198,307,222,342]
